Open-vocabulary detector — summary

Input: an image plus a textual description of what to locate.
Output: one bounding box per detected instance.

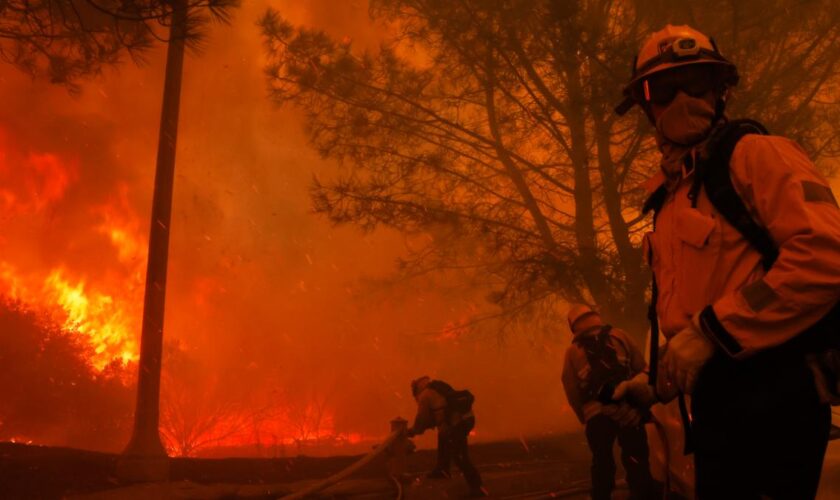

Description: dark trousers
[692,352,831,500]
[435,430,449,473]
[437,417,482,489]
[585,414,656,500]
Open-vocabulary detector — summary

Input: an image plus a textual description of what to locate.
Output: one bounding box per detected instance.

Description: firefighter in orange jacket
[613,25,840,498]
[561,304,658,500]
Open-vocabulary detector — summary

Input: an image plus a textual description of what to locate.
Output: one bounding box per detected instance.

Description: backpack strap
[642,187,666,392]
[642,185,668,218]
[576,325,626,402]
[700,119,778,270]
[647,252,661,392]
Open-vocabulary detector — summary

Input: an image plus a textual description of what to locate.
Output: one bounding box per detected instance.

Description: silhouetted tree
[261,0,840,339]
[0,299,134,451]
[1,1,241,463]
[0,0,237,92]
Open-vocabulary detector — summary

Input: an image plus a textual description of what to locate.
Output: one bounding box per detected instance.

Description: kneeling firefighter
[613,24,840,499]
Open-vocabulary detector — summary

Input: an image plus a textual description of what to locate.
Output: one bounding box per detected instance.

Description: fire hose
[277,428,403,500]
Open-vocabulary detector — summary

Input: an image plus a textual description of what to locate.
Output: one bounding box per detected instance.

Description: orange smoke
[0,129,76,216]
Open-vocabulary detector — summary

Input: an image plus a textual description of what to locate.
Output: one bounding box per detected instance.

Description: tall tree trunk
[119,0,187,480]
[564,62,609,309]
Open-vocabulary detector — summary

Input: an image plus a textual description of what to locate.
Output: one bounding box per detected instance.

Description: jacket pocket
[675,208,721,311]
[676,208,716,248]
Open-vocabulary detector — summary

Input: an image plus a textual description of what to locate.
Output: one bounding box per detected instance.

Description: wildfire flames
[158,397,367,457]
[0,263,140,369]
[0,127,380,455]
[0,129,143,370]
[43,269,139,367]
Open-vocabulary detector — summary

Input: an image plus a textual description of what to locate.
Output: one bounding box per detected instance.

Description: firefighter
[407,376,487,497]
[613,24,840,498]
[561,304,659,500]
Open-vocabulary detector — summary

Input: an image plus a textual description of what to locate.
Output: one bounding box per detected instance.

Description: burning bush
[0,299,134,451]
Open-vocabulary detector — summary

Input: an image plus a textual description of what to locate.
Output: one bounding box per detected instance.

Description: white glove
[662,316,715,395]
[612,372,657,408]
[601,401,643,427]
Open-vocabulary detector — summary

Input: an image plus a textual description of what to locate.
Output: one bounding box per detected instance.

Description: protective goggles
[637,66,717,106]
[615,36,728,115]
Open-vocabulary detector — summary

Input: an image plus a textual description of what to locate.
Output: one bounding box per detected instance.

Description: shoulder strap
[643,203,663,391]
[642,185,668,218]
[592,325,614,355]
[576,326,620,400]
[700,119,778,270]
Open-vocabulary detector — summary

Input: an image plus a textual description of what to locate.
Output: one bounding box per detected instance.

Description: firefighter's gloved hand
[654,367,680,404]
[612,372,658,408]
[602,401,643,427]
[663,315,715,395]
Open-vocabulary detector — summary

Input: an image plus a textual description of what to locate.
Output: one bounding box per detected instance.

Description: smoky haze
[4,0,839,459]
[0,0,575,455]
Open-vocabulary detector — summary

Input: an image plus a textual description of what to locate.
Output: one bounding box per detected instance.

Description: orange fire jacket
[562,326,646,423]
[645,134,840,358]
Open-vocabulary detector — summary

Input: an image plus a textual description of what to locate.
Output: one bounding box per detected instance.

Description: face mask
[655,91,716,146]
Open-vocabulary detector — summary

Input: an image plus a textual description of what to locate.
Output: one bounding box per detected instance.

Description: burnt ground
[0,433,589,500]
[1,433,838,500]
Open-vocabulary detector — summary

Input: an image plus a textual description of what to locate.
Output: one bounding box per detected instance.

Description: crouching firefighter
[561,304,660,500]
[613,24,840,499]
[407,376,488,497]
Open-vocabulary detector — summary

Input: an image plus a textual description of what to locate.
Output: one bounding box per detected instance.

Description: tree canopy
[0,0,238,91]
[261,0,840,338]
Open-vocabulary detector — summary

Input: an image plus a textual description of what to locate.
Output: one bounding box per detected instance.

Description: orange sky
[0,1,576,453]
